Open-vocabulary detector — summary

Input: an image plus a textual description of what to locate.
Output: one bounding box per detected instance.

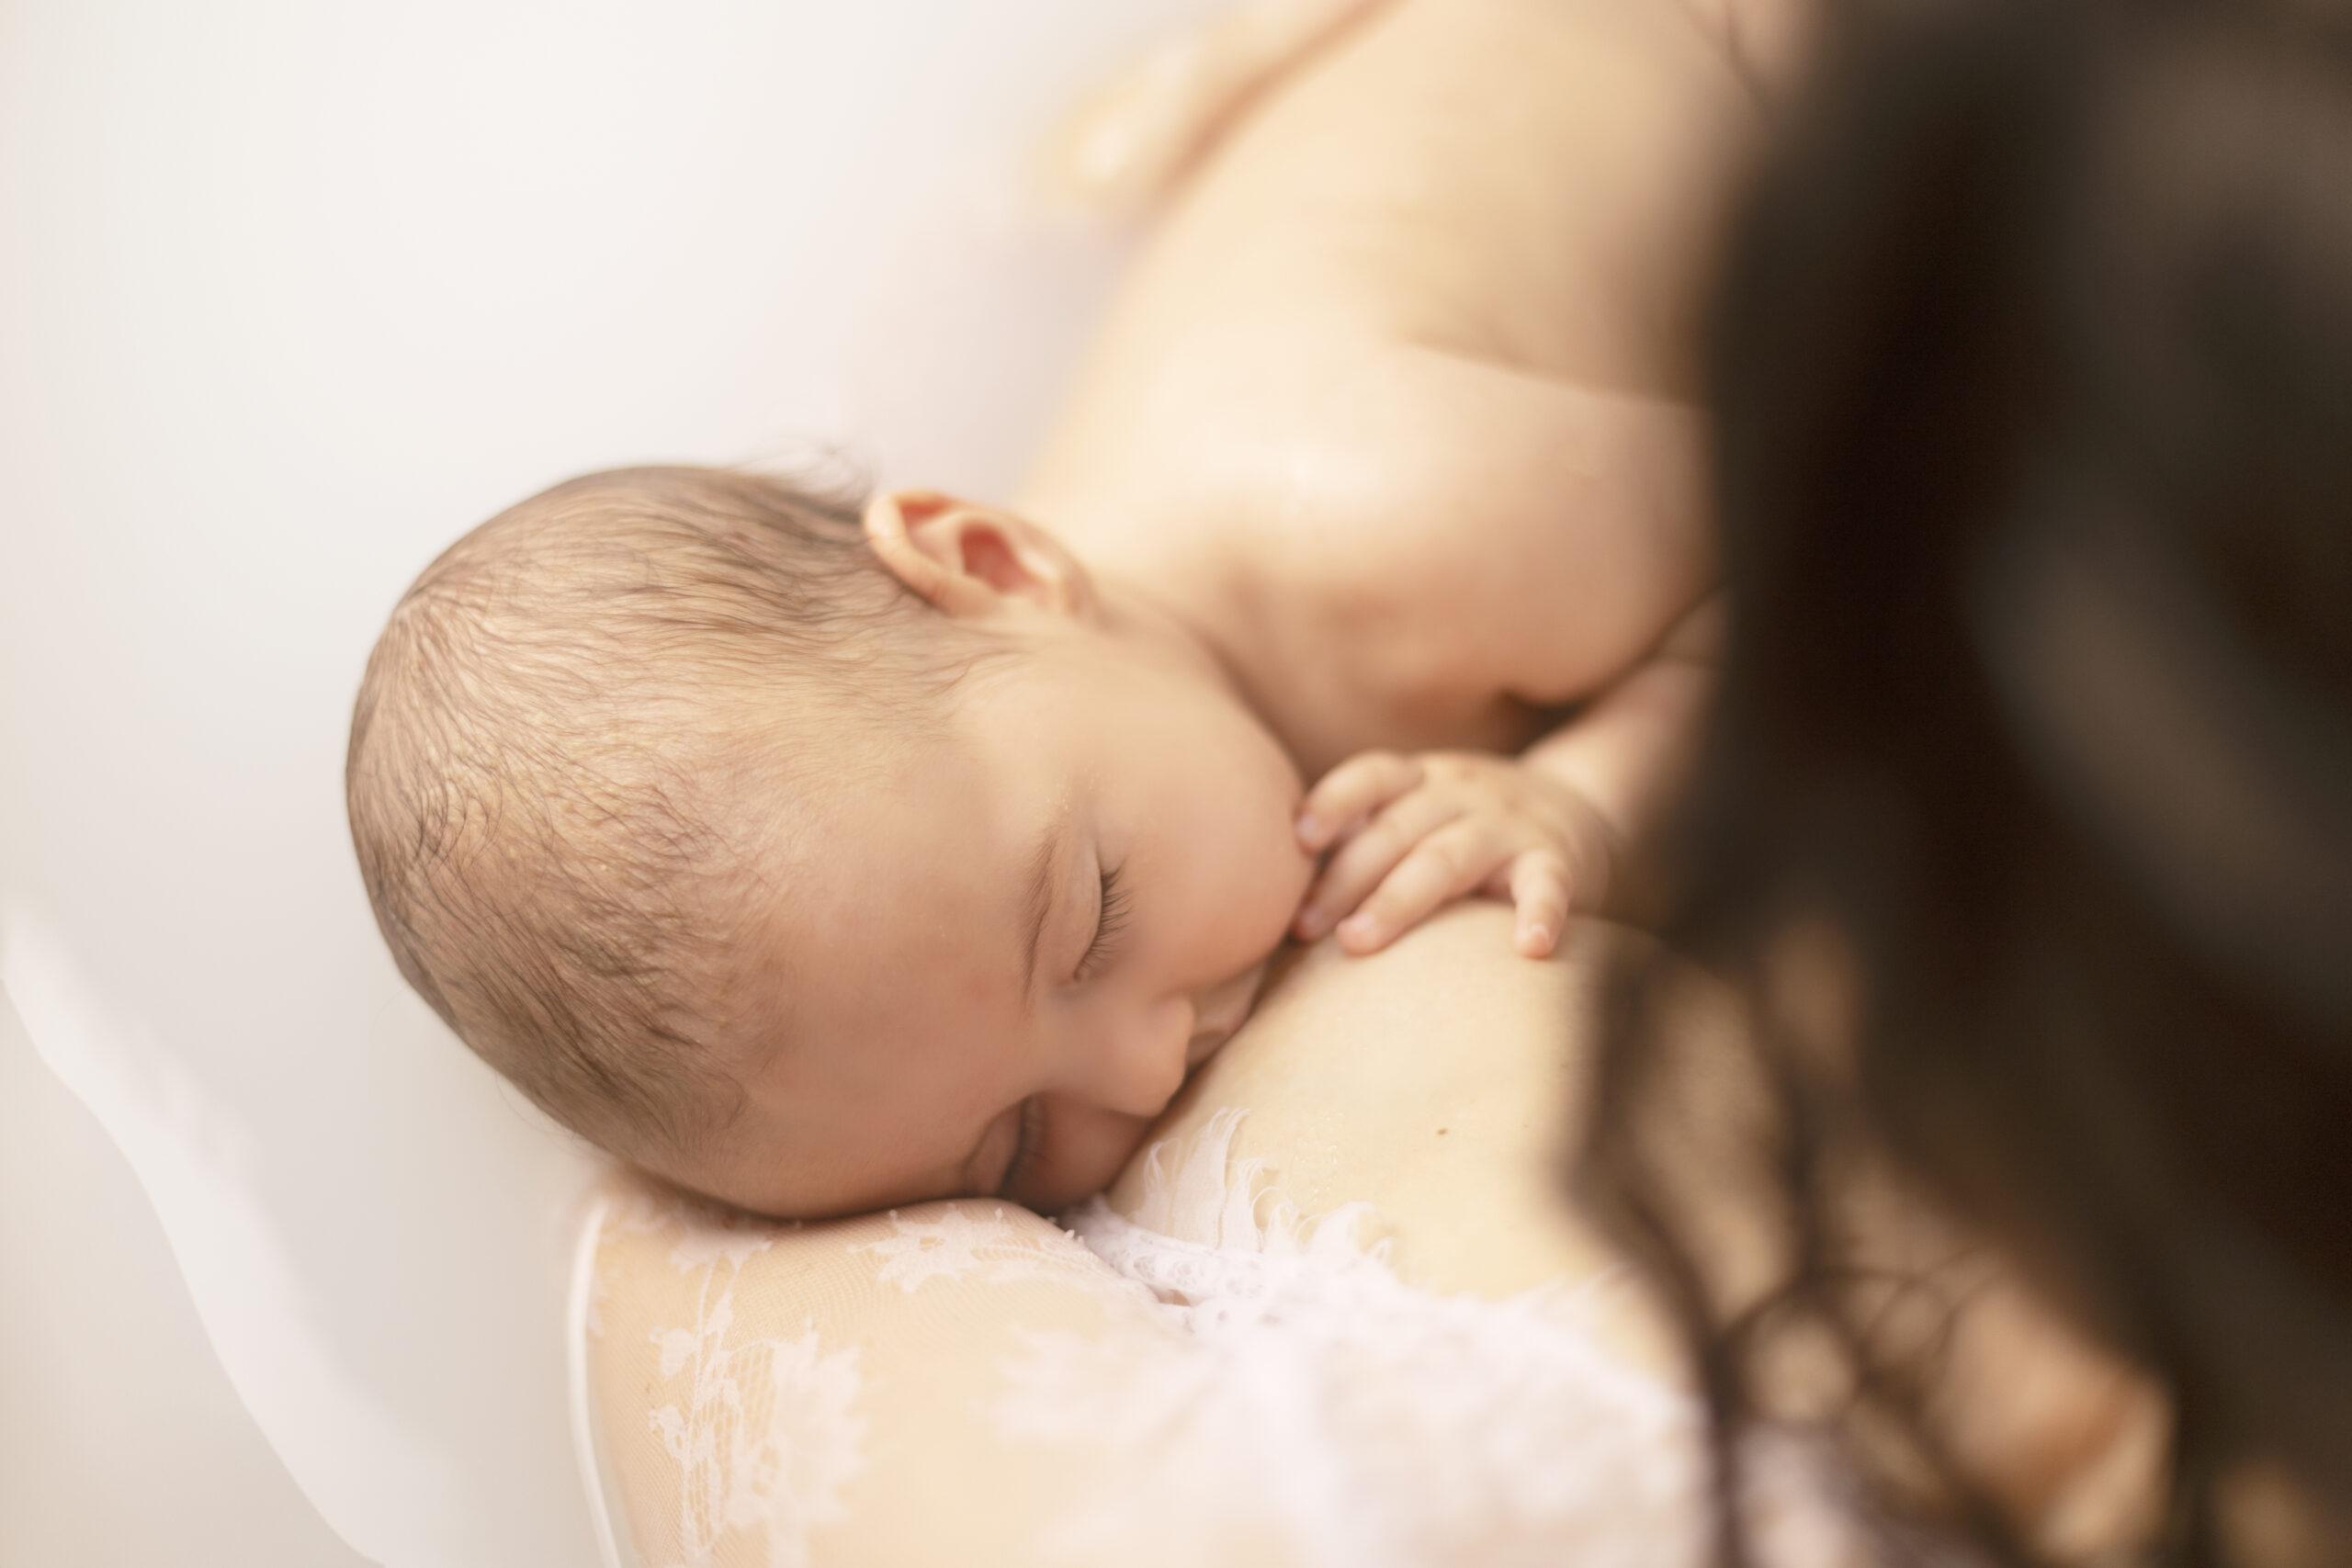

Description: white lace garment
[581,1109,1880,1568]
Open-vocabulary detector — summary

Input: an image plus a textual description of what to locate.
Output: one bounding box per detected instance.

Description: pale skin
[928,0,1792,944]
[599,909,2169,1563]
[710,491,1314,1218]
[606,4,2179,1555]
[1016,0,1770,957]
[674,0,1791,1220]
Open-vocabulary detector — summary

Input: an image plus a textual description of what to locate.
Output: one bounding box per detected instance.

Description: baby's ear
[862,490,1096,620]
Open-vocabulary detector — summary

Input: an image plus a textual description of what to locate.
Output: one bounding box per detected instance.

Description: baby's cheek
[1252,807,1317,926]
[1171,731,1312,959]
[1185,828,1299,965]
[934,939,1017,1018]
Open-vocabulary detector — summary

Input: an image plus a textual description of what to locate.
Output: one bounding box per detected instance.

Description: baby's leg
[1045,0,1388,212]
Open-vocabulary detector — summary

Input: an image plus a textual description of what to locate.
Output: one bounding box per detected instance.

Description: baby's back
[1115,0,1755,389]
[1022,0,1769,773]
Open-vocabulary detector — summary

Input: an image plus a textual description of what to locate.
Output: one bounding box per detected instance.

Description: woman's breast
[1105,903,1683,1373]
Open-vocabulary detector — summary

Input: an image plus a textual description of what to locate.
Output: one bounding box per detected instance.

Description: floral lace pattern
[1025,1111,1871,1568]
[848,1201,1144,1296]
[589,1115,1888,1567]
[619,1193,868,1568]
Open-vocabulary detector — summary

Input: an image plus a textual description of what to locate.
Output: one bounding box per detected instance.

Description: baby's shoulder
[1033,329,1712,766]
[1209,341,1713,722]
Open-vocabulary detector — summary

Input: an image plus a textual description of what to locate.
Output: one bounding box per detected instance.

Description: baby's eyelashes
[1074,863,1133,981]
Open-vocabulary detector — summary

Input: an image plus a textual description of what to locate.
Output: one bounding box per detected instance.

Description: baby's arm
[1295,601,1720,956]
[1516,597,1721,890]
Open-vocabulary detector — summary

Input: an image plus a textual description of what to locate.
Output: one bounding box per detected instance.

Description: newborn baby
[347,0,1768,1219]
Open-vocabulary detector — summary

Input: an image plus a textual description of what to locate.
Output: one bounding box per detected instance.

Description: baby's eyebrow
[1020,824,1059,1003]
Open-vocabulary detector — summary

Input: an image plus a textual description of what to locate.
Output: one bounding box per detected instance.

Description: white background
[0,3,1210,1562]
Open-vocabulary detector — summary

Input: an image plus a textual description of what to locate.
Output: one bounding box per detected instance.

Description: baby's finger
[1335,818,1510,954]
[1295,789,1462,940]
[1296,751,1424,852]
[1504,849,1572,958]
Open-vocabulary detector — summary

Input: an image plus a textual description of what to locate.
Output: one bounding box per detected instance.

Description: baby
[347,0,1779,1219]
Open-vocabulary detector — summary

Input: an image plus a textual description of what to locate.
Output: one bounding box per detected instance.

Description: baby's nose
[1090,997,1193,1117]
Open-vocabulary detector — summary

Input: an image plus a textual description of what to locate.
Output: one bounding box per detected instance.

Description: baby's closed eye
[1074,862,1132,981]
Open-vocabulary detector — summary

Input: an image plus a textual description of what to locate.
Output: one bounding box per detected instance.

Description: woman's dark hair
[1580,1,2352,1562]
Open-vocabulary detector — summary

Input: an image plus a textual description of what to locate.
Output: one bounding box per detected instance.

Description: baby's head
[348,467,1309,1217]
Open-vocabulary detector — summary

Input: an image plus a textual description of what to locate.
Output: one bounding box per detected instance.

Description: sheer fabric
[582,1109,1873,1567]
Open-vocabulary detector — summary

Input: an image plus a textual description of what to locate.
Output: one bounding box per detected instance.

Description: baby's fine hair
[346,465,963,1164]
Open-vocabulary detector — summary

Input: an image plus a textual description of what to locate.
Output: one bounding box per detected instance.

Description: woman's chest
[1104,908,1678,1376]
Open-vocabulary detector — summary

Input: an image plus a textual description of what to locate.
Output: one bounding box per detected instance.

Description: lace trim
[1018,1108,1872,1568]
[849,1201,1150,1298]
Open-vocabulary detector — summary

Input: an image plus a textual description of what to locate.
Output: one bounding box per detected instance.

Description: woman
[586,907,1972,1565]
[583,3,2348,1565]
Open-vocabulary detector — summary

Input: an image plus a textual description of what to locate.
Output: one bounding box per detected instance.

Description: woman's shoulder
[582,1184,1312,1566]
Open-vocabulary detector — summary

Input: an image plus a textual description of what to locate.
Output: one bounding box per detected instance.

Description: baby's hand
[1291,750,1621,959]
